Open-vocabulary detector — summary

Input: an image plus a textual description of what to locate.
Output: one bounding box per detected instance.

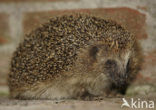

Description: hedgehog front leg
[82,73,111,98]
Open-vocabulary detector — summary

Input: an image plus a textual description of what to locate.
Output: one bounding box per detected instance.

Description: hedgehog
[8,13,143,100]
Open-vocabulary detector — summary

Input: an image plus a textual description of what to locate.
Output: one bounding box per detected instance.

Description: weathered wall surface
[0,0,156,96]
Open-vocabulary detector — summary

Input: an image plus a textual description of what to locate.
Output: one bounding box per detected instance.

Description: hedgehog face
[87,44,132,87]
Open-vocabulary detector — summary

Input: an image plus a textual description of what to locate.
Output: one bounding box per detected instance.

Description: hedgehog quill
[8,14,142,100]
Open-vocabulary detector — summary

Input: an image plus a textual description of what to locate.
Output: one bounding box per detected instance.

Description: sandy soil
[0,98,133,110]
[0,96,156,110]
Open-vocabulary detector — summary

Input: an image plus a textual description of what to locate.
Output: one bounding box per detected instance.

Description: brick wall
[0,0,156,89]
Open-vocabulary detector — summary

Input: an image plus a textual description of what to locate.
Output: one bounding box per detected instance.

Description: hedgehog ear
[89,46,99,59]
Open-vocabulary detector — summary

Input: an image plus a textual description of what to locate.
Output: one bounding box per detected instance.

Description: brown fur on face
[73,40,142,96]
[8,14,143,99]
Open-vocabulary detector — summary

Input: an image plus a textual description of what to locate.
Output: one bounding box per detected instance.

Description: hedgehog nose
[105,59,117,68]
[105,59,127,86]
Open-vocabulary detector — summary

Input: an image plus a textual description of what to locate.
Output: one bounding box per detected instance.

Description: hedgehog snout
[105,59,128,86]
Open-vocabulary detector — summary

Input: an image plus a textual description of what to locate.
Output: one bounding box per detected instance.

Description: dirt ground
[0,93,156,110]
[0,97,154,110]
[0,98,123,110]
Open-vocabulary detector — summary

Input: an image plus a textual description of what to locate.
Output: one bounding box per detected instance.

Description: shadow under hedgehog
[8,13,143,100]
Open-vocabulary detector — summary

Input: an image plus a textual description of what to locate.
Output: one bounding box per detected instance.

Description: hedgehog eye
[89,46,99,59]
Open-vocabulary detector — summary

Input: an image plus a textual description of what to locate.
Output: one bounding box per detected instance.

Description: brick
[23,9,90,34]
[23,8,147,39]
[0,13,11,86]
[137,6,148,11]
[134,50,156,84]
[0,54,11,86]
[0,37,7,45]
[90,8,147,39]
[0,13,9,45]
